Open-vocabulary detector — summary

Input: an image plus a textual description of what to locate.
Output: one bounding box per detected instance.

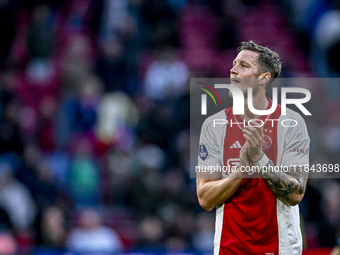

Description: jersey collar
[232,98,273,131]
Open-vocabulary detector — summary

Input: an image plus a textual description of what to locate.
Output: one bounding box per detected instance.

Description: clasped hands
[239,121,264,172]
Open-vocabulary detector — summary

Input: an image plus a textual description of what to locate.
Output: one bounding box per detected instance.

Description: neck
[240,91,268,121]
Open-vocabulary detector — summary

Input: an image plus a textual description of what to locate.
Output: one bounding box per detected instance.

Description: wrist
[251,152,264,163]
[253,153,269,167]
[235,165,248,178]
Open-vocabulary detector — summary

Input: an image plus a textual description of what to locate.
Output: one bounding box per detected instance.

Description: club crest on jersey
[262,135,272,150]
[199,144,208,161]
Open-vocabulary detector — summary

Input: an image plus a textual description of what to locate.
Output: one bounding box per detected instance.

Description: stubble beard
[228,80,259,99]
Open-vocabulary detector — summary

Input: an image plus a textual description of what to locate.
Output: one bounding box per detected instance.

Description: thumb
[240,142,248,155]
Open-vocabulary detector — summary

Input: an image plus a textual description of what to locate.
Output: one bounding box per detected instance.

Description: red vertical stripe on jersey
[219,99,280,255]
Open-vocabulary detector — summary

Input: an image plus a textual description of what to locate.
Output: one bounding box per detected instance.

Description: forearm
[197,169,247,211]
[256,156,308,206]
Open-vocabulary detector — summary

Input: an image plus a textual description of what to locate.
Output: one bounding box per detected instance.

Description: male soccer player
[196,41,309,255]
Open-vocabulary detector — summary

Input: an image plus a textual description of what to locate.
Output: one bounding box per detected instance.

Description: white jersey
[198,99,310,255]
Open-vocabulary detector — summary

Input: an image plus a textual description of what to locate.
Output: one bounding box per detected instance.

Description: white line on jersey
[230,140,242,148]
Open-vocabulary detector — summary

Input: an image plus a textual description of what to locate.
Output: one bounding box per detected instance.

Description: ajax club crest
[262,135,272,150]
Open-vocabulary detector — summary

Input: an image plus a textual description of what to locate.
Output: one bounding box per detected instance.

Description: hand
[242,121,264,163]
[239,142,252,174]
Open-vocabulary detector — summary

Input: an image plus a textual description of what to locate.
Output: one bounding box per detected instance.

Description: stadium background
[0,0,339,254]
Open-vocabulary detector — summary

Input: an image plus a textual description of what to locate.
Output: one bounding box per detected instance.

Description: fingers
[247,120,264,135]
[242,128,262,147]
[242,121,263,147]
[242,131,257,147]
[239,143,249,169]
[240,142,248,157]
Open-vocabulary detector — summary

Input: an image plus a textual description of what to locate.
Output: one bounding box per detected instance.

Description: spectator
[27,4,54,60]
[136,216,165,251]
[66,208,123,253]
[56,73,103,148]
[36,206,66,248]
[96,38,127,92]
[0,162,37,232]
[312,5,340,80]
[0,232,17,255]
[130,144,165,215]
[68,137,100,206]
[0,99,24,155]
[31,159,60,209]
[95,91,139,147]
[192,212,215,252]
[143,48,189,101]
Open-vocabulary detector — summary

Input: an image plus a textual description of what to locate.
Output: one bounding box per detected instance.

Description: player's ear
[258,72,271,86]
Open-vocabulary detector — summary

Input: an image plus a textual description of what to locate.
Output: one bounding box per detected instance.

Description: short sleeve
[198,118,222,168]
[281,116,310,167]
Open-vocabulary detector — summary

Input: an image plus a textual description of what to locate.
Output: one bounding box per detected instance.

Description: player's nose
[230,65,238,75]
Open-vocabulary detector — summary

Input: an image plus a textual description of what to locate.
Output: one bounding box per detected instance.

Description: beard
[228,80,259,98]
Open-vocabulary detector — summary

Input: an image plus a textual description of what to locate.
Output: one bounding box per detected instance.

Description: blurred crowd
[0,0,340,254]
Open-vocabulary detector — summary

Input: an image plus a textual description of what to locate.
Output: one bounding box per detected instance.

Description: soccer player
[196,41,309,255]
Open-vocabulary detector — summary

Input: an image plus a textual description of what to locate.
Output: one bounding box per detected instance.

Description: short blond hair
[238,41,282,89]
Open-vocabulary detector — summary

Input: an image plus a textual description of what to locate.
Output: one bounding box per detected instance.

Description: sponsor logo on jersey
[199,144,208,161]
[227,158,240,169]
[262,135,272,150]
[289,147,309,154]
[226,158,257,175]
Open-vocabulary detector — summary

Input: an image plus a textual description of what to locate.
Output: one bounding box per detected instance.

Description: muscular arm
[196,170,247,211]
[259,160,308,206]
[242,122,308,207]
[196,143,250,211]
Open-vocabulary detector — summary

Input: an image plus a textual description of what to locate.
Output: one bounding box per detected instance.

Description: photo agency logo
[197,82,312,128]
[196,82,223,114]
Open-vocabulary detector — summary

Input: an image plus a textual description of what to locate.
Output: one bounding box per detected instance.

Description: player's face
[230,50,261,97]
